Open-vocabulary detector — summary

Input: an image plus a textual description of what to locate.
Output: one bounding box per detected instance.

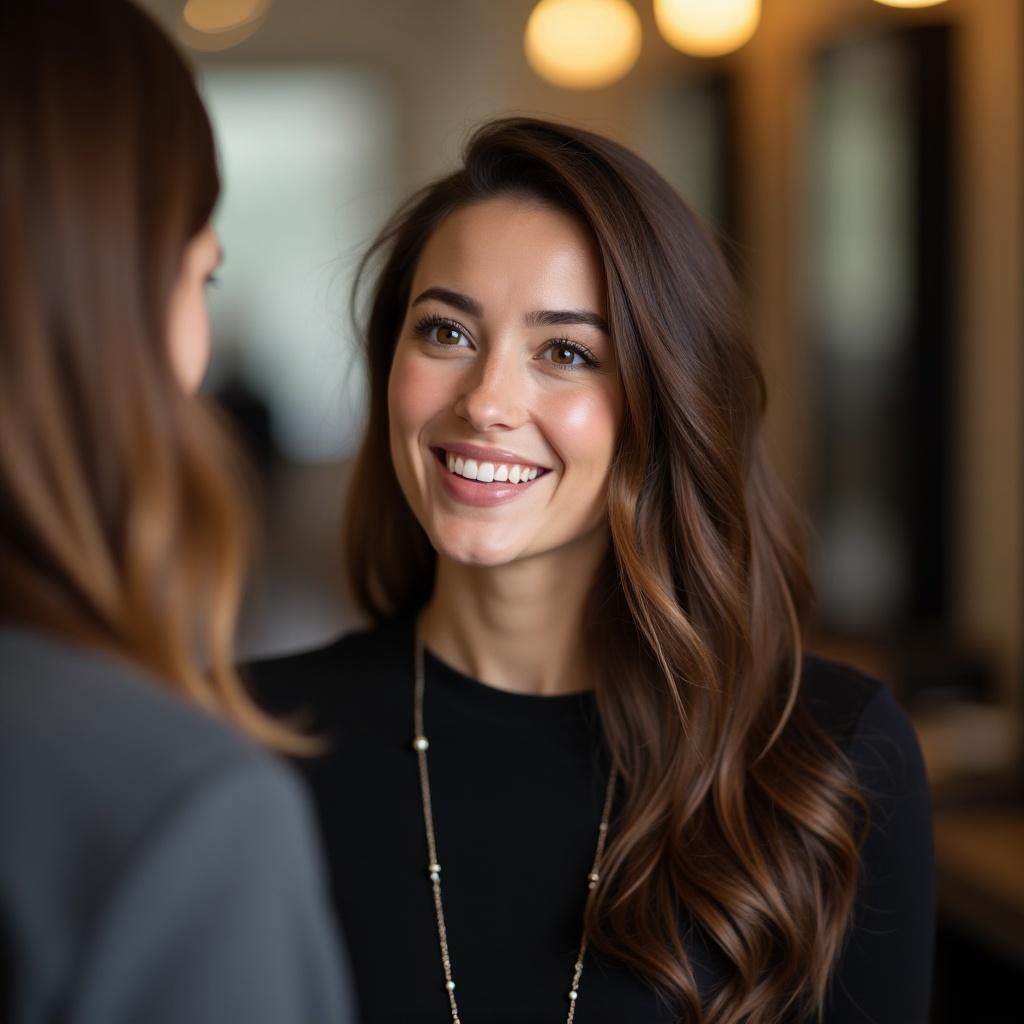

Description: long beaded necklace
[411,633,618,1024]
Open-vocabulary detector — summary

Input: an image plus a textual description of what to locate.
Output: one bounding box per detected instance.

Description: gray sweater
[0,626,354,1024]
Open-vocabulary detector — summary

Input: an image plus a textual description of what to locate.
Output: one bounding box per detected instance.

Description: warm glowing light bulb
[654,0,760,58]
[179,0,270,52]
[183,0,268,33]
[873,1,949,8]
[525,0,642,90]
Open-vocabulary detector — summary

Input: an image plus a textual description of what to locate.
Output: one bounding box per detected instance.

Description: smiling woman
[248,118,935,1024]
[388,198,622,567]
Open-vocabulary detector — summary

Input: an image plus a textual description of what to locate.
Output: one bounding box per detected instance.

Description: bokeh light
[179,0,270,52]
[183,0,268,33]
[653,0,760,58]
[873,0,950,8]
[525,0,642,90]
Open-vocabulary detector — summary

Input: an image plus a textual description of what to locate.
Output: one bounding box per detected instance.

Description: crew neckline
[420,640,597,726]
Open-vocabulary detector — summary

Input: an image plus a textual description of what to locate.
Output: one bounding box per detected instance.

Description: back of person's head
[0,0,298,749]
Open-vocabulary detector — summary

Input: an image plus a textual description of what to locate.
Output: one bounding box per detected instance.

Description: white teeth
[443,450,541,485]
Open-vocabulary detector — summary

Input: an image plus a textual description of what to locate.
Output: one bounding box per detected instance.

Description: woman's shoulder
[799,652,929,811]
[0,626,351,1024]
[243,613,415,723]
[799,657,936,1019]
[0,623,316,890]
[0,624,267,783]
[799,653,885,751]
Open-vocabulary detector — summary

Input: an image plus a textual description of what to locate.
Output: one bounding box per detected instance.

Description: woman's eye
[544,342,588,367]
[416,318,470,347]
[434,324,465,345]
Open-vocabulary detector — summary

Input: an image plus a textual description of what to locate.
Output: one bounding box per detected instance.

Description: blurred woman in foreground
[0,2,352,1021]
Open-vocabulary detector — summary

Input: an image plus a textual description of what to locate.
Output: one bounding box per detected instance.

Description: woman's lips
[436,441,550,472]
[432,447,548,507]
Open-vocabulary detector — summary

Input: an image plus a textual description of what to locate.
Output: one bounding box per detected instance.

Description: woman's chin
[431,532,528,569]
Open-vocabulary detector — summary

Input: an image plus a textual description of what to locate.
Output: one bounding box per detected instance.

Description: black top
[0,626,354,1024]
[249,614,935,1024]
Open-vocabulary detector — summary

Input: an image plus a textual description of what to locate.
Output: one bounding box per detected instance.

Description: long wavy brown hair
[345,118,868,1022]
[0,0,302,751]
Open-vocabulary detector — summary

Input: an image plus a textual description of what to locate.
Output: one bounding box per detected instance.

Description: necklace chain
[413,634,617,1024]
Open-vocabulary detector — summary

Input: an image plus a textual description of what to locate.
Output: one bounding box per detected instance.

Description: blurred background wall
[139,2,1023,1017]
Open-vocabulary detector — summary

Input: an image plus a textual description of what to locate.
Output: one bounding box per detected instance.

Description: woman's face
[388,197,624,567]
[167,223,222,393]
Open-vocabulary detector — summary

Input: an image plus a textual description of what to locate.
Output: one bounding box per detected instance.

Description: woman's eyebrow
[412,287,483,317]
[525,309,609,333]
[413,287,608,335]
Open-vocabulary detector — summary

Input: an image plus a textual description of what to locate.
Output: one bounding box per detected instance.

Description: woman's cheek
[544,387,619,473]
[389,347,444,425]
[387,348,458,500]
[167,288,211,394]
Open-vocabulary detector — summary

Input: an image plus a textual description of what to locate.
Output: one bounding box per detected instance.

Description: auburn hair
[0,0,303,751]
[345,118,868,1022]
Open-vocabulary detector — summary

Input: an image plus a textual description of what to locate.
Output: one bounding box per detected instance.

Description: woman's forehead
[409,197,607,321]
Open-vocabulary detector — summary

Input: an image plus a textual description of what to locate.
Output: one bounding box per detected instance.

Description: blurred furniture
[934,809,1024,966]
[931,806,1024,1023]
[807,24,953,639]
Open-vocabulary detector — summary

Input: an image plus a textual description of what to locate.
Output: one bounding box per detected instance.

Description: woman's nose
[452,349,527,433]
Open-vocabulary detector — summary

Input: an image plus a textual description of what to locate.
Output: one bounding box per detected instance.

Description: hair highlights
[0,0,303,751]
[345,118,868,1022]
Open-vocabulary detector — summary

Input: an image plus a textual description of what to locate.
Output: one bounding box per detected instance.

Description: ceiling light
[654,0,761,58]
[525,0,643,90]
[179,0,269,51]
[873,1,950,8]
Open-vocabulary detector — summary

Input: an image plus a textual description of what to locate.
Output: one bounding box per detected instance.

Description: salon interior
[140,1,1023,1018]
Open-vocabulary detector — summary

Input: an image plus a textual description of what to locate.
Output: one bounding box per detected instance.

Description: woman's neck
[419,530,608,697]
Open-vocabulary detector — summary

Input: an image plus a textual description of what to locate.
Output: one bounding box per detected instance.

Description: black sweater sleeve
[824,684,936,1023]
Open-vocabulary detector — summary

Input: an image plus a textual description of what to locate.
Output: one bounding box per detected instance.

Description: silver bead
[412,736,429,751]
[446,981,456,991]
[568,990,578,1001]
[430,872,440,882]
[429,862,441,873]
[588,872,599,882]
